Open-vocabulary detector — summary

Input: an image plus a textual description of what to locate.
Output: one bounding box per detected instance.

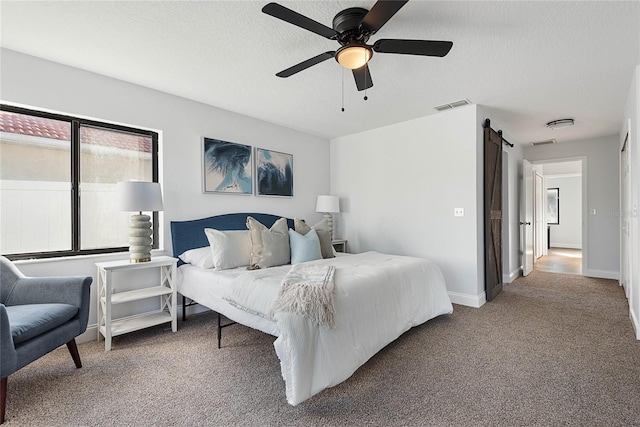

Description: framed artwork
[547,188,559,225]
[202,137,253,194]
[255,148,293,197]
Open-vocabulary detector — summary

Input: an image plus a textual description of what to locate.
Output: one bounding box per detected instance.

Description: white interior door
[534,171,545,259]
[621,135,631,297]
[521,160,534,276]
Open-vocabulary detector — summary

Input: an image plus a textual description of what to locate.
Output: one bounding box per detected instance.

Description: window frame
[1,104,159,261]
[547,187,560,225]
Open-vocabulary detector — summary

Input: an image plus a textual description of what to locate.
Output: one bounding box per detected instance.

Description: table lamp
[116,181,164,263]
[315,195,340,240]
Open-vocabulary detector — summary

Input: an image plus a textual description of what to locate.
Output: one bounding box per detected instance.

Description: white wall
[1,49,331,341]
[546,175,582,249]
[622,65,639,339]
[524,136,620,279]
[330,105,486,307]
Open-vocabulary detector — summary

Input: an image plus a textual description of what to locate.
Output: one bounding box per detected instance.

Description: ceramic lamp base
[129,214,153,263]
[322,212,334,241]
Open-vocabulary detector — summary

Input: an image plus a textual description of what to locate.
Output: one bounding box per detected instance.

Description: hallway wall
[524,136,620,279]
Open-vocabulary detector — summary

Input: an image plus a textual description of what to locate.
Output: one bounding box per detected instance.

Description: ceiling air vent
[434,99,471,111]
[530,139,557,147]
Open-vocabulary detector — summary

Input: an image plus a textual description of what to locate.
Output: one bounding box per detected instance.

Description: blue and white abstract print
[203,138,252,194]
[256,148,293,197]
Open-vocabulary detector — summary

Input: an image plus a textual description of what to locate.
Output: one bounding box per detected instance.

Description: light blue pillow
[289,228,322,265]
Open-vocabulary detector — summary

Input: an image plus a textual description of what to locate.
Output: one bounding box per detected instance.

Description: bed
[171,212,453,405]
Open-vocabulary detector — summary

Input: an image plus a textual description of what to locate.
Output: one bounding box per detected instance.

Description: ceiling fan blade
[262,3,338,39]
[352,65,374,91]
[373,39,453,57]
[360,0,408,34]
[276,51,335,78]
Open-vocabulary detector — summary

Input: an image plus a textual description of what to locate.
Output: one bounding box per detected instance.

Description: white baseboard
[550,244,582,249]
[585,269,620,280]
[503,268,520,284]
[630,308,640,341]
[448,291,486,308]
[77,325,98,344]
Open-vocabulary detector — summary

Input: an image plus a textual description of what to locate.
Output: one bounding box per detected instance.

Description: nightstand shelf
[109,286,173,304]
[332,239,347,253]
[100,311,173,337]
[96,256,177,351]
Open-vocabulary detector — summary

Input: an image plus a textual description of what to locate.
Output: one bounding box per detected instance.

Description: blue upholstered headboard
[170,213,295,260]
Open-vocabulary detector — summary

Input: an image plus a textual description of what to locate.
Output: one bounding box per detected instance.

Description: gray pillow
[246,216,290,269]
[294,218,335,259]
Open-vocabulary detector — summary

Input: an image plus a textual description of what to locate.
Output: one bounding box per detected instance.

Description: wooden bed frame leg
[217,312,222,349]
[182,294,187,321]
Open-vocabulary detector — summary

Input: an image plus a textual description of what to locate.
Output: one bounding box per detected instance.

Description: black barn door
[484,123,503,301]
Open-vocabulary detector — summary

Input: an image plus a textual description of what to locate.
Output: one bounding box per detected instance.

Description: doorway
[535,248,582,275]
[527,159,585,276]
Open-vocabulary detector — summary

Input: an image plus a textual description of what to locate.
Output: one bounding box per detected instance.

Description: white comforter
[224,251,453,405]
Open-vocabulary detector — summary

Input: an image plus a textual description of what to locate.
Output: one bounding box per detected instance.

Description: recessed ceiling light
[546,119,574,129]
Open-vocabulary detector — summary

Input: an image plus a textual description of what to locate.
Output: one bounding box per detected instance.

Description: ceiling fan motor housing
[333,7,370,45]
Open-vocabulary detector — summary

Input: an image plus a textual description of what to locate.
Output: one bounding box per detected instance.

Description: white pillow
[246,216,290,269]
[179,246,214,269]
[204,229,251,270]
[289,228,322,265]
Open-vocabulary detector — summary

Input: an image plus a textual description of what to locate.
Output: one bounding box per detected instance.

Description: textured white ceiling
[1,1,639,145]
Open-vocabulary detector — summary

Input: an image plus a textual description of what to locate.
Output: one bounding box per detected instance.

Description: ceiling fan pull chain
[364,64,369,101]
[341,67,345,112]
[363,48,369,101]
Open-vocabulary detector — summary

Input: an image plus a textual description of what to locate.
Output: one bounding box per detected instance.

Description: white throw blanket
[270,264,336,329]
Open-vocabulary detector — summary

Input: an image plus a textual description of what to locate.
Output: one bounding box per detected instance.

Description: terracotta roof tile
[0,111,151,153]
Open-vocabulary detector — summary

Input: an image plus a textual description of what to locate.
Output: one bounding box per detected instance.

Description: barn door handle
[519,221,531,225]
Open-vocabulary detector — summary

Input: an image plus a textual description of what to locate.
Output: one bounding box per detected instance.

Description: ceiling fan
[262,0,453,91]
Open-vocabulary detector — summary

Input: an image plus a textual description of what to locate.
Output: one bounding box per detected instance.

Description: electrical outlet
[454,208,464,217]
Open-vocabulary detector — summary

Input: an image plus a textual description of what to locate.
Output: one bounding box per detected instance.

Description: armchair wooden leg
[66,339,82,369]
[1,376,7,424]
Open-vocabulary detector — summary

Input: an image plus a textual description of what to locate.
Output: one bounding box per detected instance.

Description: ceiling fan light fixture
[546,118,574,129]
[336,45,372,69]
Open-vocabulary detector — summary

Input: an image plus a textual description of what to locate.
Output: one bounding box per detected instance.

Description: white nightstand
[332,239,347,253]
[96,256,177,351]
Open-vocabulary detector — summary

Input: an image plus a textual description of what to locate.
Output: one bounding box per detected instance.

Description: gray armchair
[0,256,92,424]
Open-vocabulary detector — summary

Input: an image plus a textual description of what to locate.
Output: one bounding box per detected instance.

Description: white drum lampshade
[315,195,340,239]
[116,181,164,263]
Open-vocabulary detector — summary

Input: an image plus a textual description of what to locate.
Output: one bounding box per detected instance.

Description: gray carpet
[5,271,640,426]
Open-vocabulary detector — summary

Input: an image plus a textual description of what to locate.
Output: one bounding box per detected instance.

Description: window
[0,105,158,260]
[547,188,559,225]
